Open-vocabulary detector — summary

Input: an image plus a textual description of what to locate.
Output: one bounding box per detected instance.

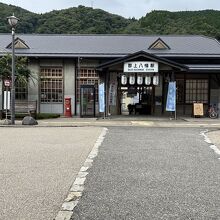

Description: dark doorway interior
[120,85,154,115]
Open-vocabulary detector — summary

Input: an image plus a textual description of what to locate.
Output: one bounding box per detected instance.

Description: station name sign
[124,61,159,73]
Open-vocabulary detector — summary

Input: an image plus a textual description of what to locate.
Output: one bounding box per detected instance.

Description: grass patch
[14,113,60,120]
[1,111,61,120]
[36,113,60,120]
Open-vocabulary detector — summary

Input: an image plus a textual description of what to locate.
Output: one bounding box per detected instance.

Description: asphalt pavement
[1,118,220,220]
[0,127,103,220]
[71,127,220,220]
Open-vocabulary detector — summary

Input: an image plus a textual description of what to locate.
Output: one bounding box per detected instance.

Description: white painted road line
[209,145,220,155]
[200,130,220,159]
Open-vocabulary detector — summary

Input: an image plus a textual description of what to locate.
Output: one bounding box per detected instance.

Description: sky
[1,0,220,18]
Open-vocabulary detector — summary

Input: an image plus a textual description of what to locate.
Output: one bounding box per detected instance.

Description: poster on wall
[166,81,176,112]
[99,83,105,113]
[193,103,204,116]
[109,82,117,106]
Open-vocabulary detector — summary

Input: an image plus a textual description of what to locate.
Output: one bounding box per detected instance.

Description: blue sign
[166,81,176,112]
[99,83,105,113]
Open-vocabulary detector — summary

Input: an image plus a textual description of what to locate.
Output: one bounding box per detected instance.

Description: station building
[0,34,220,117]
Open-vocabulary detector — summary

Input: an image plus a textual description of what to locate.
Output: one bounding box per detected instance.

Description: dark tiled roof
[97,50,188,71]
[187,64,220,72]
[0,34,220,58]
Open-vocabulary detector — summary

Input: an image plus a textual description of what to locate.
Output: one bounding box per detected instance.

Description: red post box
[64,97,72,117]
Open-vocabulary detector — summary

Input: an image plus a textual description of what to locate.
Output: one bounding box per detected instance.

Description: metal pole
[11,27,15,125]
[104,83,106,119]
[175,81,177,120]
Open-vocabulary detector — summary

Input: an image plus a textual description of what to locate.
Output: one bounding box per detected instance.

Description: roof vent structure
[148,38,170,50]
[6,37,29,49]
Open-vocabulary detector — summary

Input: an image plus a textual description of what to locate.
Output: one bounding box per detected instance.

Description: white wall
[40,103,63,114]
[64,59,75,115]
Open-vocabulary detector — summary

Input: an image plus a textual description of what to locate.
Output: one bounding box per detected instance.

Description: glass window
[15,81,28,100]
[40,67,63,103]
[77,68,99,103]
[185,79,208,104]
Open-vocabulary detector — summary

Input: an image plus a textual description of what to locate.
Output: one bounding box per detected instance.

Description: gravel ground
[71,127,220,220]
[0,127,103,220]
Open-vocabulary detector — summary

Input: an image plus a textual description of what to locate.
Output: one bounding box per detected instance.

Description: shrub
[36,113,60,119]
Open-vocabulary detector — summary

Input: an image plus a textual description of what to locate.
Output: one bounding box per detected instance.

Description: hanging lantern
[145,75,151,85]
[137,74,143,85]
[153,75,159,86]
[129,74,135,85]
[121,74,127,85]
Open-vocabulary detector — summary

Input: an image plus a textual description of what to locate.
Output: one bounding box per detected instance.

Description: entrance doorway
[80,85,96,117]
[120,86,154,115]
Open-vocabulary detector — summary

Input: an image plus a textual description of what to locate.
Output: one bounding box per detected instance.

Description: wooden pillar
[208,73,211,105]
[183,72,186,115]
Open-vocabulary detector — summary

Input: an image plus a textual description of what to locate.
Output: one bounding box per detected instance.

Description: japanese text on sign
[124,61,158,73]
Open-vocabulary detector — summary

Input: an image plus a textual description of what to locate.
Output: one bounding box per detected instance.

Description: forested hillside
[0,2,220,39]
[0,3,38,33]
[35,5,133,34]
[124,10,220,39]
[0,3,133,34]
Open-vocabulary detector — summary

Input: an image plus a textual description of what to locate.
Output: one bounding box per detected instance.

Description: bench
[0,100,37,120]
[15,100,37,118]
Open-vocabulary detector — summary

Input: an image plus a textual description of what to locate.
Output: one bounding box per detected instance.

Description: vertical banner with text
[108,82,117,106]
[166,81,176,112]
[99,83,105,113]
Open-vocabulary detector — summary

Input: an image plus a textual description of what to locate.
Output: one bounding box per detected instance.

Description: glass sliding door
[80,85,96,117]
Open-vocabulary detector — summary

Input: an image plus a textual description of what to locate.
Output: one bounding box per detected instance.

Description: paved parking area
[0,127,103,220]
[71,127,220,220]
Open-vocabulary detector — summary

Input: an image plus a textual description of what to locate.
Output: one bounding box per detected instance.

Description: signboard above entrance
[124,61,159,73]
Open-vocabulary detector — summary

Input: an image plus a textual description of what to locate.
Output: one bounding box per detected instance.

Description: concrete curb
[1,117,220,128]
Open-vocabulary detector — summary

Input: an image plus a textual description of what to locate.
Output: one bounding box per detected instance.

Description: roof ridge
[0,33,213,38]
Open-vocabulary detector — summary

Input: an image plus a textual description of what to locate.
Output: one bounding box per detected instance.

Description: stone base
[3,119,11,125]
[22,116,38,125]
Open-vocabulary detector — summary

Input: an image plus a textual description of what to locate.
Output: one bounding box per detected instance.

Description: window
[185,79,208,104]
[40,67,63,103]
[77,68,99,102]
[15,81,28,100]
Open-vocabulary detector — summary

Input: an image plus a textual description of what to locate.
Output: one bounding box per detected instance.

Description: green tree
[0,54,32,85]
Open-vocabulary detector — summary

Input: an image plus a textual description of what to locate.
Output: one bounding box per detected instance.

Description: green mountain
[0,2,220,39]
[0,2,38,33]
[0,3,133,34]
[124,10,220,39]
[35,5,133,34]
